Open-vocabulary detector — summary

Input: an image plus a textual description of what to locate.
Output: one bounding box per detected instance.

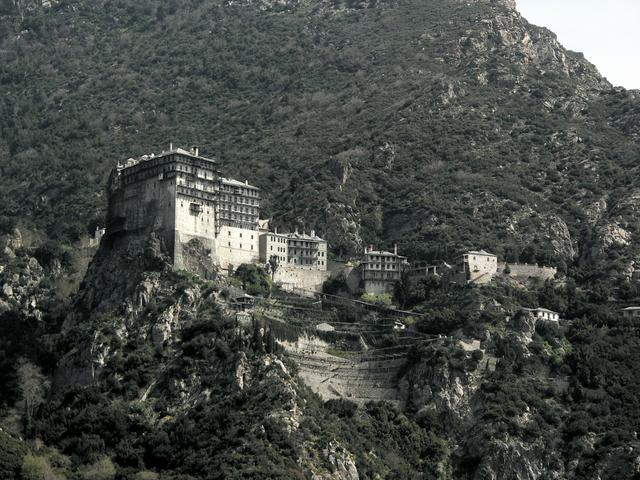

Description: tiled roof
[119,147,217,169]
[286,232,325,241]
[523,307,559,315]
[221,177,260,190]
[464,250,496,256]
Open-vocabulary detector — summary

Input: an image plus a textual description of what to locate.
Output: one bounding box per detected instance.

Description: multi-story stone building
[215,178,261,269]
[259,229,328,271]
[456,250,498,283]
[259,230,290,265]
[362,245,408,295]
[285,230,328,270]
[107,146,260,271]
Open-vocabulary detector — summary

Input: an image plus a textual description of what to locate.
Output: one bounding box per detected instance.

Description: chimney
[169,142,173,151]
[311,229,315,237]
[191,146,199,156]
[245,180,248,185]
[394,244,398,255]
[275,227,278,234]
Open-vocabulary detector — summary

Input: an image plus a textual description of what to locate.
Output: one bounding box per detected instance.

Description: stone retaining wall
[498,262,557,281]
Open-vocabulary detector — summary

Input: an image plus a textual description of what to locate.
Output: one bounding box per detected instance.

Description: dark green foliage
[0,433,26,480]
[32,241,72,269]
[0,0,639,281]
[322,272,350,295]
[234,264,272,297]
[4,0,640,477]
[0,312,42,415]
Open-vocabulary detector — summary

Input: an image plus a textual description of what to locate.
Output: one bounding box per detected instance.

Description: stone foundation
[498,262,557,281]
[273,266,331,295]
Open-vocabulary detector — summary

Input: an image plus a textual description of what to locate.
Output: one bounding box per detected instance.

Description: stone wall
[278,334,404,405]
[498,262,557,281]
[328,260,362,293]
[363,279,395,295]
[273,266,331,295]
[216,225,260,270]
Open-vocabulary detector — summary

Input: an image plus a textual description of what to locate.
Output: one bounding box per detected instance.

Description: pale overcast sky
[516,0,640,90]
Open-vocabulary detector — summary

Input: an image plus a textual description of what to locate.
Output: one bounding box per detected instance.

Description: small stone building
[410,261,439,278]
[621,306,640,320]
[523,307,560,322]
[456,250,498,283]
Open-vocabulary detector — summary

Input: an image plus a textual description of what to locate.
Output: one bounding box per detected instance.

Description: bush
[361,292,393,305]
[234,264,272,297]
[0,434,26,480]
[79,457,116,480]
[33,241,71,268]
[20,454,49,480]
[325,399,358,418]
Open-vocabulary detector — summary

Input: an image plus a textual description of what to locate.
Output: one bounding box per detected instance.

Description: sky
[516,0,640,89]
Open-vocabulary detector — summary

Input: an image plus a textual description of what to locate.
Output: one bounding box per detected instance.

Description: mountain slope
[3,2,640,478]
[1,0,639,282]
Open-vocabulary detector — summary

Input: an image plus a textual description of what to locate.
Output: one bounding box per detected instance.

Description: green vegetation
[360,292,393,306]
[0,0,638,292]
[1,0,640,477]
[233,263,272,297]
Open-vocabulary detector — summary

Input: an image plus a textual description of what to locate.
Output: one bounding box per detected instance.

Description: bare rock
[601,223,632,248]
[233,352,251,390]
[323,441,359,480]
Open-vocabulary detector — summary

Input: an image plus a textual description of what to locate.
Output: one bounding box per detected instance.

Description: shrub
[361,292,393,305]
[0,434,26,480]
[234,264,272,297]
[20,454,49,480]
[79,457,116,480]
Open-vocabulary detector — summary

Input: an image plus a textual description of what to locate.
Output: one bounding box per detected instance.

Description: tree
[16,359,49,435]
[268,255,279,281]
[394,270,411,309]
[234,264,272,297]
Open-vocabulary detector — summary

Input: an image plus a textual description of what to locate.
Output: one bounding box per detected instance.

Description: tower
[106,146,260,271]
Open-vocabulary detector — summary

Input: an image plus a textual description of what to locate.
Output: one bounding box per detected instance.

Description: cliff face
[37,232,454,479]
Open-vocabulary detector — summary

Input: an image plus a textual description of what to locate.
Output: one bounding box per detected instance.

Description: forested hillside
[2,0,640,479]
[1,0,640,281]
